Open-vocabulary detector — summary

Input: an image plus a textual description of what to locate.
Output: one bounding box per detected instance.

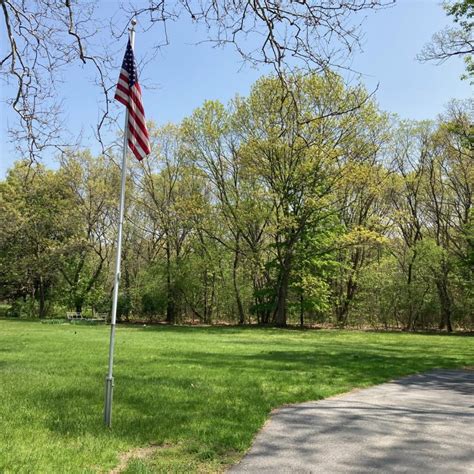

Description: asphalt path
[230,370,474,473]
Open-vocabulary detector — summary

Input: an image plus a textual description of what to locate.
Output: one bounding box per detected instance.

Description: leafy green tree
[332,114,390,326]
[56,151,119,314]
[136,125,210,323]
[1,76,472,332]
[0,162,73,317]
[234,73,384,326]
[182,100,273,324]
[183,72,390,327]
[291,220,340,327]
[423,101,473,330]
[387,121,434,330]
[419,0,474,82]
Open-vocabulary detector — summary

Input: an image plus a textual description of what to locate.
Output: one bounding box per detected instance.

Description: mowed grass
[0,320,473,473]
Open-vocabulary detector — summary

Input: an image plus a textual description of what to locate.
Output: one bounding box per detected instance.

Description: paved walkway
[231,370,474,473]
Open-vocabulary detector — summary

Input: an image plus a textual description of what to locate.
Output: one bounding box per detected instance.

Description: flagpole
[104,18,137,428]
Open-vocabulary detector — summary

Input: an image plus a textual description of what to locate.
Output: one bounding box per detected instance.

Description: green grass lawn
[0,320,472,473]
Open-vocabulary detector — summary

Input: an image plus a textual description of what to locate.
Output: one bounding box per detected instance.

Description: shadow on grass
[32,341,471,448]
[2,321,472,472]
[122,323,474,336]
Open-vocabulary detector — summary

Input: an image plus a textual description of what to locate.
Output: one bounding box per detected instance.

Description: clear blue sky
[0,0,472,177]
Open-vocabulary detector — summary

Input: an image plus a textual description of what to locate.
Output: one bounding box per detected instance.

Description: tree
[135,124,209,323]
[384,107,472,332]
[387,121,432,330]
[0,161,73,317]
[0,0,112,159]
[332,110,390,326]
[419,0,474,82]
[233,73,382,326]
[423,100,473,331]
[182,100,273,324]
[184,72,387,327]
[1,0,393,159]
[56,151,119,314]
[1,74,472,331]
[291,219,338,327]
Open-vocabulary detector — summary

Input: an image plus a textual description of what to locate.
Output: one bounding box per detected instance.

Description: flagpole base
[104,375,114,428]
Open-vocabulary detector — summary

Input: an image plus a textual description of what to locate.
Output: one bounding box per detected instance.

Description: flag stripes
[114,40,150,161]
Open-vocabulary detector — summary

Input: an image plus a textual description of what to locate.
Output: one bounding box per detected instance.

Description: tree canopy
[1,73,472,331]
[419,0,474,82]
[0,0,394,160]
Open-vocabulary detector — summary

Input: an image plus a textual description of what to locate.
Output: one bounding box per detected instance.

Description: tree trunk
[165,239,175,324]
[233,234,245,324]
[300,293,304,328]
[436,268,453,332]
[74,297,83,315]
[123,245,131,322]
[336,300,350,327]
[166,294,176,324]
[209,271,215,323]
[336,250,360,327]
[203,269,209,323]
[254,294,261,325]
[38,277,47,319]
[405,258,415,331]
[252,275,263,324]
[274,266,290,327]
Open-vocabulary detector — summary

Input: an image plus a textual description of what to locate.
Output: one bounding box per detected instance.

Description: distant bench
[66,312,108,323]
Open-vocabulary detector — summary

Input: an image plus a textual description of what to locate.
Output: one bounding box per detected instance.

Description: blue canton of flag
[121,41,137,87]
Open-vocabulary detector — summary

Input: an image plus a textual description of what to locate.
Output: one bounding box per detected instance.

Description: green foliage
[446,0,474,30]
[0,161,75,317]
[447,0,474,81]
[117,293,132,321]
[5,297,37,319]
[0,76,472,331]
[140,291,166,319]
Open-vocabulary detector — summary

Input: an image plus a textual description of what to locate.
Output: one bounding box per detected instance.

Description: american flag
[114,39,150,161]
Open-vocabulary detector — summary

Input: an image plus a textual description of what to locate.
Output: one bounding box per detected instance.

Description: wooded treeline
[1,74,473,331]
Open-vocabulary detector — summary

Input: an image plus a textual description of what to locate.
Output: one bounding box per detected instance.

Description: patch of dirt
[110,444,169,473]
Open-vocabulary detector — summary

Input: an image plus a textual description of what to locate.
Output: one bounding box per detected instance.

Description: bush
[6,298,37,319]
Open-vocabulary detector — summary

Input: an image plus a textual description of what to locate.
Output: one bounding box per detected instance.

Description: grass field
[0,320,472,473]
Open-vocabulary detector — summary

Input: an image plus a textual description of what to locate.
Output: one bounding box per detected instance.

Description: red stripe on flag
[128,138,146,161]
[129,132,148,158]
[128,121,150,155]
[127,103,149,138]
[129,88,145,115]
[114,94,129,108]
[114,43,150,160]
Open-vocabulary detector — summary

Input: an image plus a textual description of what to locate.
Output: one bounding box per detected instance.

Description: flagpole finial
[129,18,137,47]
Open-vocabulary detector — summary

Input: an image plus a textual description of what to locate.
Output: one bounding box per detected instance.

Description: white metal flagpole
[104,19,137,428]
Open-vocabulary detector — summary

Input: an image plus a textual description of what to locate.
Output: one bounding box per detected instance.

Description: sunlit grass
[1,320,472,472]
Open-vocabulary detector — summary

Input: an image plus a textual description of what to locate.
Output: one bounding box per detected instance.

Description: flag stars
[121,41,138,87]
